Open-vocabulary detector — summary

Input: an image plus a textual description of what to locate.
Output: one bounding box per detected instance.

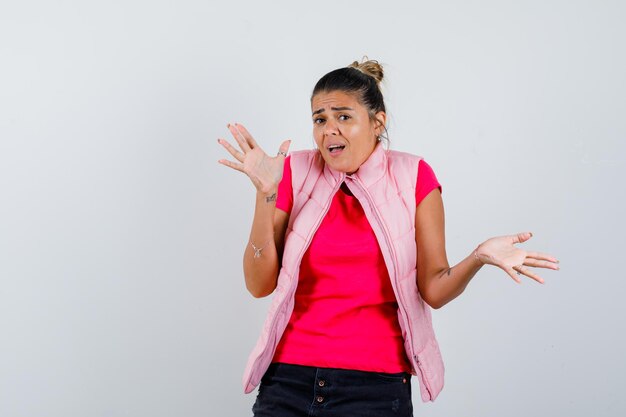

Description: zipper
[246,173,345,388]
[414,355,434,400]
[347,175,432,399]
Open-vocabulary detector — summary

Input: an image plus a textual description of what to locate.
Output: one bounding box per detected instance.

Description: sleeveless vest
[242,143,445,402]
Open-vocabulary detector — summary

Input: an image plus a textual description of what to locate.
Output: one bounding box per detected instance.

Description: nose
[323,119,339,136]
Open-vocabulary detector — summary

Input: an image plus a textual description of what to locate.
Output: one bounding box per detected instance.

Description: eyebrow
[312,106,354,116]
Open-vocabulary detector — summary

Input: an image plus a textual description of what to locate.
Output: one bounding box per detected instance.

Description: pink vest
[242,143,445,402]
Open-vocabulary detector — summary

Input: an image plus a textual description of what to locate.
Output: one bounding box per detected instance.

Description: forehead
[311,90,362,111]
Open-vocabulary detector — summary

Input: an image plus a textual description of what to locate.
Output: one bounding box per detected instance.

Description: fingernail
[529,232,533,237]
[227,123,230,127]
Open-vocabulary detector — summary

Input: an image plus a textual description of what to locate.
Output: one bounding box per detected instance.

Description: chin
[322,158,350,173]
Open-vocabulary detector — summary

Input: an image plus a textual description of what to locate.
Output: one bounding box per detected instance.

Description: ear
[373,111,387,136]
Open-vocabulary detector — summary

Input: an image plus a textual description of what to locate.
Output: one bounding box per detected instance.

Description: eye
[338,114,351,121]
[313,117,325,124]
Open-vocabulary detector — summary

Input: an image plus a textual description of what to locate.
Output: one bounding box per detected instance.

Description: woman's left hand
[475,232,559,284]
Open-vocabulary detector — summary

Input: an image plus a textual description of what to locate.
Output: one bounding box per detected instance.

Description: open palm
[218,123,291,194]
[476,232,559,284]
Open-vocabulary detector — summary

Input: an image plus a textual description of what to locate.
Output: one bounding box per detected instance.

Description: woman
[218,59,559,417]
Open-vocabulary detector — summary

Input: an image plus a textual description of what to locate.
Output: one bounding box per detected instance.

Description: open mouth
[327,144,346,153]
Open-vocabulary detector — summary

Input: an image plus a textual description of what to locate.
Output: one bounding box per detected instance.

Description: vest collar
[322,141,387,188]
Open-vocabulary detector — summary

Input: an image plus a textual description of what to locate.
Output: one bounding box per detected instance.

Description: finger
[218,158,244,173]
[233,123,259,148]
[277,139,291,158]
[228,123,251,153]
[511,232,533,244]
[526,251,559,264]
[219,138,246,162]
[523,258,560,270]
[218,138,245,162]
[514,265,545,284]
[506,267,522,284]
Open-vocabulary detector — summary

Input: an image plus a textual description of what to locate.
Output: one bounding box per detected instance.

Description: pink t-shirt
[272,156,441,373]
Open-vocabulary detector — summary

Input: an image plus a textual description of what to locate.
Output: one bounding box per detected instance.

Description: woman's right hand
[218,123,291,194]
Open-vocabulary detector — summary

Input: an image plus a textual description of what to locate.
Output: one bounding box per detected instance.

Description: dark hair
[311,59,388,141]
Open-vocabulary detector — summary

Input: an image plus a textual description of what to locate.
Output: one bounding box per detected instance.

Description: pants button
[316,396,324,403]
[318,380,325,387]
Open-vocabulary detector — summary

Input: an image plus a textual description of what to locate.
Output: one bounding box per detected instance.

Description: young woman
[218,59,559,417]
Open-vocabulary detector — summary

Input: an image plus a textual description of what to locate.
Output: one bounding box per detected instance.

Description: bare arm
[415,189,559,309]
[218,122,291,298]
[243,193,289,297]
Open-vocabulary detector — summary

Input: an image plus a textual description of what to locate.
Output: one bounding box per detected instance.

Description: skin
[218,90,560,303]
[311,90,386,174]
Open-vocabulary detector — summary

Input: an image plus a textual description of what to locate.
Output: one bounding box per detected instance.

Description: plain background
[1,1,624,416]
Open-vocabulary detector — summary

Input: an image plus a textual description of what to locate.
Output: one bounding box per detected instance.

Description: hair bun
[348,57,384,83]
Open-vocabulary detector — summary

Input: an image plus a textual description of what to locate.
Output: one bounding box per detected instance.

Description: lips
[327,144,346,153]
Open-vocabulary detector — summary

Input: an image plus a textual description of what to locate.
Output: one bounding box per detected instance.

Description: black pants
[252,363,413,417]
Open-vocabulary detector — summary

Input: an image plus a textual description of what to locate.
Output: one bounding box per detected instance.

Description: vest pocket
[414,338,445,401]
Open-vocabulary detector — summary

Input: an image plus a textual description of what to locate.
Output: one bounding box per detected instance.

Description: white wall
[1,1,624,416]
